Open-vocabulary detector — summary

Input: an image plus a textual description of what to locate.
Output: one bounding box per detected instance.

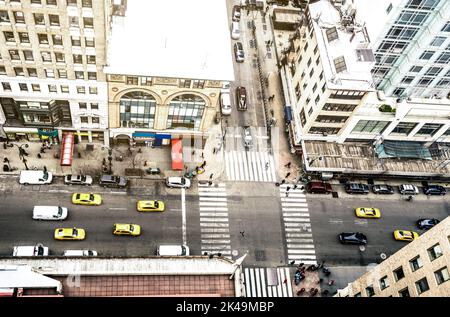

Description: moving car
[137,200,165,212]
[64,174,93,186]
[372,184,394,194]
[63,250,98,256]
[165,177,191,189]
[236,86,247,111]
[54,227,86,240]
[234,42,245,63]
[99,175,128,188]
[306,181,332,194]
[345,183,369,194]
[32,206,68,221]
[19,170,52,185]
[242,126,253,149]
[338,232,367,245]
[231,21,240,40]
[220,91,232,115]
[355,207,381,219]
[12,244,49,256]
[157,245,190,256]
[113,223,141,236]
[393,230,418,242]
[399,184,419,195]
[71,193,102,205]
[423,184,446,195]
[416,218,440,230]
[232,5,241,21]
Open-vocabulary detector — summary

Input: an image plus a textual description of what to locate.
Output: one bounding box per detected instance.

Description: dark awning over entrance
[375,140,432,160]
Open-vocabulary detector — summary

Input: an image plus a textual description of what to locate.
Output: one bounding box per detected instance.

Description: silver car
[64,174,93,186]
[242,126,253,149]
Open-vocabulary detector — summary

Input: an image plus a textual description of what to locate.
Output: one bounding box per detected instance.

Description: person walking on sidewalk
[285,162,291,168]
[285,172,291,178]
[209,173,214,179]
[265,162,269,170]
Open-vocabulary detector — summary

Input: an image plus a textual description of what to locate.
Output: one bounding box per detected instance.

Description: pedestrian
[283,278,287,284]
[202,161,206,167]
[281,179,286,184]
[144,160,147,167]
[285,191,289,197]
[3,157,9,163]
[289,260,296,265]
[208,181,213,186]
[37,153,41,159]
[293,184,298,190]
[240,231,245,237]
[209,173,214,179]
[285,172,291,178]
[328,280,335,286]
[286,186,291,191]
[201,152,204,159]
[213,148,216,154]
[271,94,275,100]
[192,150,196,155]
[285,162,291,168]
[265,162,269,170]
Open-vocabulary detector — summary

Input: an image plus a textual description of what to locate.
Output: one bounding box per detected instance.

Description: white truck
[13,244,49,256]
[19,170,53,185]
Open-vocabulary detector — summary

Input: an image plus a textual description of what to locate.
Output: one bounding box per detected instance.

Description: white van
[13,244,49,256]
[33,206,68,220]
[157,245,190,256]
[19,170,53,185]
[63,250,98,257]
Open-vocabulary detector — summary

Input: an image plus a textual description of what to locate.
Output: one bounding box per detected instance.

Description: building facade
[0,0,109,144]
[335,216,450,297]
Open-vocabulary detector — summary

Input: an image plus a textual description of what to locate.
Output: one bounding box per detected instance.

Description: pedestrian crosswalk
[198,183,232,259]
[279,184,317,265]
[224,151,276,182]
[242,267,293,297]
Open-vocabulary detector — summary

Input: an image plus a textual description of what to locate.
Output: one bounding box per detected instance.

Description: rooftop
[104,0,235,81]
[309,0,375,91]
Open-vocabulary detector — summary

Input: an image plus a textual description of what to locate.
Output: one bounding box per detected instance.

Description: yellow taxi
[54,227,86,240]
[355,207,381,219]
[137,200,165,212]
[393,230,419,242]
[113,223,141,236]
[72,193,102,205]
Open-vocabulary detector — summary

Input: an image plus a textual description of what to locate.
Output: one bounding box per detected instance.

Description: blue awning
[155,134,171,140]
[38,129,58,137]
[284,105,293,123]
[132,132,156,138]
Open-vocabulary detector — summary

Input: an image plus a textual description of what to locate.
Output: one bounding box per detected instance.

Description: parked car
[99,175,128,188]
[19,170,52,185]
[416,218,440,230]
[393,230,418,242]
[355,207,381,219]
[220,91,232,115]
[398,184,419,195]
[232,5,241,21]
[231,21,240,40]
[338,232,367,245]
[63,250,97,256]
[372,184,394,195]
[345,183,369,194]
[64,174,93,186]
[236,86,247,110]
[13,244,49,256]
[166,177,191,189]
[306,181,332,194]
[157,245,190,256]
[242,126,253,149]
[234,42,245,63]
[423,184,446,195]
[145,167,161,175]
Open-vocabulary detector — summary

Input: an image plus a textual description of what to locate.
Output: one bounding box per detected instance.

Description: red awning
[171,139,183,170]
[60,133,74,166]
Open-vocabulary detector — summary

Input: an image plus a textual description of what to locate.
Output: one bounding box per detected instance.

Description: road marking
[287,250,317,254]
[200,212,229,217]
[201,228,230,233]
[329,219,343,224]
[199,218,229,222]
[182,188,186,246]
[200,223,229,227]
[355,219,369,226]
[108,207,127,210]
[48,189,70,193]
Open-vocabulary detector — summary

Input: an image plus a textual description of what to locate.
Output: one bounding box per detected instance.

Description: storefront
[3,127,40,142]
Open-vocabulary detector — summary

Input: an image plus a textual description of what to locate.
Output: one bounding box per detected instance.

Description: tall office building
[359,0,450,99]
[0,0,109,144]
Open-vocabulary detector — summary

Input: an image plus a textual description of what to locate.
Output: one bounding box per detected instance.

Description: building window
[86,55,96,64]
[393,266,405,282]
[19,83,28,91]
[87,72,97,80]
[0,66,5,75]
[313,45,318,55]
[48,84,57,92]
[295,83,301,100]
[441,21,450,32]
[90,103,98,110]
[67,0,77,6]
[353,292,361,297]
[60,85,69,93]
[91,117,99,124]
[75,71,84,79]
[33,13,45,25]
[14,67,25,76]
[140,77,152,86]
[428,244,443,261]
[401,76,414,84]
[19,32,30,43]
[316,115,348,123]
[27,68,37,77]
[416,123,443,136]
[434,267,450,285]
[409,256,423,272]
[73,54,83,64]
[406,0,439,10]
[3,31,15,42]
[326,27,338,42]
[79,103,87,109]
[435,52,450,64]
[49,14,60,26]
[41,52,52,62]
[192,80,205,89]
[417,77,433,87]
[430,36,446,47]
[69,15,79,28]
[13,11,25,24]
[77,86,85,94]
[303,42,308,52]
[52,34,63,45]
[31,84,40,92]
[120,91,157,129]
[179,79,191,88]
[38,33,49,44]
[0,11,10,23]
[352,120,389,134]
[83,17,93,28]
[398,288,410,297]
[316,57,320,65]
[55,52,65,63]
[9,50,20,60]
[334,56,347,73]
[309,69,314,78]
[379,276,389,290]
[308,127,341,135]
[386,3,393,13]
[31,0,43,4]
[2,82,12,91]
[415,277,429,295]
[300,109,306,126]
[321,83,326,93]
[45,69,54,78]
[46,0,57,5]
[80,117,89,123]
[365,285,375,297]
[167,94,205,130]
[82,0,93,8]
[307,58,312,67]
[71,36,81,46]
[424,66,443,77]
[89,87,98,94]
[391,122,418,135]
[436,78,450,88]
[315,95,320,105]
[126,76,138,85]
[409,66,423,73]
[419,50,435,60]
[58,69,67,78]
[85,38,95,47]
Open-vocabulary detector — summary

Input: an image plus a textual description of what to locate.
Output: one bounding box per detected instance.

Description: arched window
[168,94,205,130]
[119,91,156,128]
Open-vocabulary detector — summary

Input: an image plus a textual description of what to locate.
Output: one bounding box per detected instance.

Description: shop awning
[132,132,156,138]
[284,105,293,123]
[38,129,58,137]
[171,139,183,170]
[60,133,75,166]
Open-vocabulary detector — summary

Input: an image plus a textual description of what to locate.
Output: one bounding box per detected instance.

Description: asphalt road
[308,191,450,266]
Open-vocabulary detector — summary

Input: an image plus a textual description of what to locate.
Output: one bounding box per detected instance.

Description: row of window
[3,49,96,65]
[0,10,94,28]
[1,81,98,94]
[0,66,97,80]
[79,116,99,124]
[6,0,92,7]
[2,31,95,48]
[352,120,450,136]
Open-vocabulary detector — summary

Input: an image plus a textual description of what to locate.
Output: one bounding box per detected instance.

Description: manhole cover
[255,250,266,261]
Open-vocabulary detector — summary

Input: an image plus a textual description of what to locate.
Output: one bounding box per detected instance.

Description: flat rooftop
[104,0,235,81]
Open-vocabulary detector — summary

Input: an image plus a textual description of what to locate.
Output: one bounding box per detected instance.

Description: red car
[306,181,332,194]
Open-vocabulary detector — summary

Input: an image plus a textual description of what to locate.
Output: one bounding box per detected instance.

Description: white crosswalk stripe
[243,267,293,297]
[279,184,317,265]
[198,183,231,259]
[225,151,277,182]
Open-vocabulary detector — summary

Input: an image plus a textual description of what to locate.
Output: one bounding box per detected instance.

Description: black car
[372,184,394,194]
[423,185,446,195]
[99,175,128,188]
[339,232,367,245]
[345,183,369,194]
[417,218,440,230]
